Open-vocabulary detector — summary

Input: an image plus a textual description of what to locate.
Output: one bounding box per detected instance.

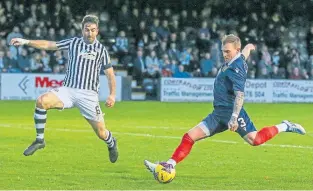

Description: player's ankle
[167,159,177,167]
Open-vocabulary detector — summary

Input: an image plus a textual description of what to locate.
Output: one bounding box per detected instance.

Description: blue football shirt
[213,53,248,109]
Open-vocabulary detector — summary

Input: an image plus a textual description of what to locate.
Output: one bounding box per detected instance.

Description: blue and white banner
[244,80,272,103]
[160,78,313,103]
[160,78,215,102]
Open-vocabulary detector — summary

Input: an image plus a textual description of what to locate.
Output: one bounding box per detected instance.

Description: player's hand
[228,115,239,132]
[245,43,256,51]
[10,38,29,46]
[105,95,115,108]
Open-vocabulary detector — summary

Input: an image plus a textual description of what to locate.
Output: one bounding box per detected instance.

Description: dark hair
[81,15,99,29]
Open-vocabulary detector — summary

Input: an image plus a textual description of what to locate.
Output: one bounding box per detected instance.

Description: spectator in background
[68,28,77,38]
[37,3,51,24]
[3,50,19,73]
[196,32,211,54]
[50,50,66,73]
[6,26,23,46]
[200,52,214,77]
[0,13,12,38]
[156,41,168,58]
[57,28,67,41]
[159,20,171,40]
[30,52,44,73]
[17,48,31,72]
[168,42,180,61]
[150,18,162,37]
[178,31,191,51]
[148,31,160,51]
[141,6,152,27]
[289,67,302,80]
[0,39,8,51]
[145,50,160,79]
[29,4,37,21]
[173,65,191,78]
[15,4,28,23]
[130,8,140,29]
[135,21,148,44]
[271,65,282,79]
[169,20,180,34]
[47,28,57,41]
[302,68,310,80]
[117,4,131,31]
[263,23,281,49]
[22,26,31,39]
[40,50,52,73]
[112,30,129,62]
[179,47,192,70]
[258,67,270,79]
[34,27,44,40]
[198,21,210,37]
[133,49,147,85]
[161,54,174,77]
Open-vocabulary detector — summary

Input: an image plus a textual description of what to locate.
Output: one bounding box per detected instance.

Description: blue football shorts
[202,108,257,137]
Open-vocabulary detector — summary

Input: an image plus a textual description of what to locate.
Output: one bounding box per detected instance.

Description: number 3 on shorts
[238,117,246,128]
[95,106,101,115]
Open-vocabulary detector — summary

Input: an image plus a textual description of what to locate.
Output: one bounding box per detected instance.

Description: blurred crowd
[1,0,313,83]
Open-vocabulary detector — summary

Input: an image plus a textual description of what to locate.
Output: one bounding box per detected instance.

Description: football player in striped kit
[11,15,118,163]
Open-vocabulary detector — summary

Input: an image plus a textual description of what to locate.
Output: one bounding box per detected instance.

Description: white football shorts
[50,86,104,122]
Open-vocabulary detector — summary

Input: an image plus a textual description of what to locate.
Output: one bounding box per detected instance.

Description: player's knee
[251,138,262,146]
[36,94,50,109]
[244,136,258,146]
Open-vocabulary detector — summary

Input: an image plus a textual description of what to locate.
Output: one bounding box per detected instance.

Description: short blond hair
[222,34,241,49]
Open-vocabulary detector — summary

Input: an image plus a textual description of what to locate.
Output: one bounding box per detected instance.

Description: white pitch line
[1,123,313,150]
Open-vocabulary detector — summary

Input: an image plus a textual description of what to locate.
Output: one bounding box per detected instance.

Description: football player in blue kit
[144,34,306,175]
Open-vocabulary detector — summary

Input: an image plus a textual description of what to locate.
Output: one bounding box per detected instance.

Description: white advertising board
[160,78,215,102]
[0,74,122,101]
[272,80,313,103]
[160,78,313,103]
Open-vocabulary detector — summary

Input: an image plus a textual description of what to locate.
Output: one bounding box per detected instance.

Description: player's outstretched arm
[228,91,245,131]
[10,38,58,50]
[104,67,116,108]
[241,43,255,60]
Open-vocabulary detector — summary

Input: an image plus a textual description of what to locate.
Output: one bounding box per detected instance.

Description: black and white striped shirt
[56,37,111,92]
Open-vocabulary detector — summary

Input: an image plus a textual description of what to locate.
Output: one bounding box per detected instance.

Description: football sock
[167,159,177,167]
[170,133,194,165]
[34,107,47,140]
[104,130,114,148]
[253,126,279,146]
[275,123,288,133]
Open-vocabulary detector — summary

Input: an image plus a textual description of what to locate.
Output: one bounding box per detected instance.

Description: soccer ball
[153,162,176,184]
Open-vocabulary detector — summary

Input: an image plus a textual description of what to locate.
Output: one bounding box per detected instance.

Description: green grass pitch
[0,101,312,189]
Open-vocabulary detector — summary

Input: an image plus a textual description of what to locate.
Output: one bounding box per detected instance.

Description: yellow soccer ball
[153,162,176,184]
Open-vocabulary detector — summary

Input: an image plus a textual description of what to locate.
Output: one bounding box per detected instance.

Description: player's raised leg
[86,119,118,163]
[23,91,64,156]
[243,120,306,146]
[236,110,306,146]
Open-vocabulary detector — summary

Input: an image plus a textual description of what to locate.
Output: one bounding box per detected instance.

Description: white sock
[167,159,177,167]
[275,123,288,133]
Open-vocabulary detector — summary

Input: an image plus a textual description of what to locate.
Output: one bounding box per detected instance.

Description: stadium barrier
[0,73,122,101]
[160,78,313,103]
